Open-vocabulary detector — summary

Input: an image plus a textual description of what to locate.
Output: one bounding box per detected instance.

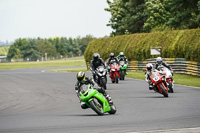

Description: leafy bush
[84,29,200,63]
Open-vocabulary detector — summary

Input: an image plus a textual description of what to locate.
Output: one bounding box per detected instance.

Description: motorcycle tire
[167,81,174,93]
[115,73,118,83]
[101,78,107,90]
[121,70,125,80]
[159,84,168,97]
[108,104,117,114]
[89,98,104,115]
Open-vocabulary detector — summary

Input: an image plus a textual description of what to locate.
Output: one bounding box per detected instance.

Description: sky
[0,0,113,42]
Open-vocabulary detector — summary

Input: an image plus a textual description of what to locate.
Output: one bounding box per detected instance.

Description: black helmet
[77,71,85,82]
[110,53,114,58]
[93,53,100,60]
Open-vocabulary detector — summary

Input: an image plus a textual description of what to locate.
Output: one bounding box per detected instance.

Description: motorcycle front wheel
[89,98,104,115]
[159,84,168,97]
[100,78,107,90]
[115,73,118,83]
[167,81,174,93]
[120,70,125,80]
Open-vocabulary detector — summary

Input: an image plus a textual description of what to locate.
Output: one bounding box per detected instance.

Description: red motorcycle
[110,62,120,83]
[150,71,168,97]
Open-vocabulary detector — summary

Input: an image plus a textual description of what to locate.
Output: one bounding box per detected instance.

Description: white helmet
[156,57,163,65]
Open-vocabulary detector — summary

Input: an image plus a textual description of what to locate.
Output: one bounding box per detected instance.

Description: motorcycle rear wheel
[89,98,104,115]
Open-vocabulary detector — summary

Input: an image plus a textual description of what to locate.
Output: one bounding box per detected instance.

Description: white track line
[128,127,200,133]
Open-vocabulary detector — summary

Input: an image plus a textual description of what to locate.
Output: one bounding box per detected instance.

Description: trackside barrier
[128,58,200,76]
[86,58,200,76]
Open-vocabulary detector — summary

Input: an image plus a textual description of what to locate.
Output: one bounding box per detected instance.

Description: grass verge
[126,71,200,88]
[0,56,86,69]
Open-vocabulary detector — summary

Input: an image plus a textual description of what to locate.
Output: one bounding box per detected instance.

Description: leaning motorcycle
[94,66,107,89]
[110,62,120,83]
[157,66,174,93]
[79,84,117,115]
[119,61,127,80]
[150,71,169,97]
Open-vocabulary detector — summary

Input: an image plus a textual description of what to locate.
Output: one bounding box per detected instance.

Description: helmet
[110,53,114,59]
[119,52,124,57]
[146,63,153,72]
[77,71,85,82]
[156,57,163,65]
[93,53,100,61]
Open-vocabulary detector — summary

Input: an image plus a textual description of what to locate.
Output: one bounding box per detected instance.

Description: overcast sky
[0,0,112,42]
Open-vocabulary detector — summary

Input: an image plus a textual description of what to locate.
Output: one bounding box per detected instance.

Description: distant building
[0,56,7,63]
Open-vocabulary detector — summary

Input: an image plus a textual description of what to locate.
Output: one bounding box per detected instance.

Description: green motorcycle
[119,61,127,80]
[80,84,117,115]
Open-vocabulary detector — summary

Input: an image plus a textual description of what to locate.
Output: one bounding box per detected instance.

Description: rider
[90,53,106,81]
[116,52,128,74]
[145,63,155,90]
[106,53,119,73]
[155,57,173,75]
[75,71,113,109]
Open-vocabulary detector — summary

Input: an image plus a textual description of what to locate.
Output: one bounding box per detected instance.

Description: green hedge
[84,29,200,63]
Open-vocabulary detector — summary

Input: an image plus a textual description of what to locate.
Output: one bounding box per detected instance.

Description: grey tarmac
[0,67,200,133]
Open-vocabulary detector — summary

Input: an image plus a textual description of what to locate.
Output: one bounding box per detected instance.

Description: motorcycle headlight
[98,73,102,76]
[153,76,159,82]
[103,71,106,75]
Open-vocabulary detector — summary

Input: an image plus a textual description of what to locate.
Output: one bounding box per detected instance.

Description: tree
[143,0,170,32]
[166,0,200,29]
[37,39,57,58]
[13,48,22,61]
[79,35,96,54]
[105,0,147,36]
[105,0,129,36]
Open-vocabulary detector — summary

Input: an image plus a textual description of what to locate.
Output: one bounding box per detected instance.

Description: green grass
[0,56,86,69]
[0,46,9,56]
[173,74,200,87]
[126,71,200,87]
[47,67,88,72]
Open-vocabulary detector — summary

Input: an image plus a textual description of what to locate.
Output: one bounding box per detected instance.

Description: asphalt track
[0,67,200,133]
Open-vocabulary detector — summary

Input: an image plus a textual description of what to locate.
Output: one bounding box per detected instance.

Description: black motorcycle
[92,66,107,89]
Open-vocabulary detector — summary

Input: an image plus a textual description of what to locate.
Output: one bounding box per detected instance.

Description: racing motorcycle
[119,61,127,80]
[94,66,107,89]
[157,66,174,93]
[79,84,117,115]
[110,62,120,83]
[150,71,169,97]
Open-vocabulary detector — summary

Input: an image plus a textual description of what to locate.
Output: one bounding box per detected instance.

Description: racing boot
[105,94,113,105]
[149,83,153,90]
[125,69,128,75]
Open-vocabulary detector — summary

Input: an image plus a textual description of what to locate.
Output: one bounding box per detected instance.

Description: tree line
[105,0,200,36]
[7,35,96,61]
